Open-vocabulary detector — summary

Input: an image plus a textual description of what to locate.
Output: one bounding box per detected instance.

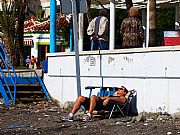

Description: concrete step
[3,84,42,87]
[6,91,44,94]
[16,97,48,102]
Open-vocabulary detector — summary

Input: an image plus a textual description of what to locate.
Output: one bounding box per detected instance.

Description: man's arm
[87,19,95,36]
[120,20,125,36]
[100,96,109,100]
[102,96,126,106]
[138,20,144,39]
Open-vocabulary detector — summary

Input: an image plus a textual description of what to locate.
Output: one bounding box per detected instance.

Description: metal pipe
[50,0,57,53]
[71,0,81,96]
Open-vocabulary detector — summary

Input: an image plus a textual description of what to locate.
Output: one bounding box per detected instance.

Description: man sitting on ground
[62,86,128,122]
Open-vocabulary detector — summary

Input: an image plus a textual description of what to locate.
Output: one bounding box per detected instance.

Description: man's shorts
[82,97,112,111]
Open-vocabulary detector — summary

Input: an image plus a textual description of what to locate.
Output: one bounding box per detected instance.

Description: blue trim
[50,0,57,53]
[37,76,50,100]
[70,19,73,52]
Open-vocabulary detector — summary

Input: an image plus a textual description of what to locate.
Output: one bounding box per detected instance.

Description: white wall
[44,46,180,114]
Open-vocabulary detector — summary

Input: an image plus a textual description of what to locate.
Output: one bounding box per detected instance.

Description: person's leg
[99,40,108,50]
[82,95,99,121]
[31,62,34,69]
[34,62,37,69]
[62,96,86,121]
[91,40,99,50]
[88,95,99,114]
[29,63,32,69]
[90,40,94,50]
[70,96,86,115]
[27,63,29,68]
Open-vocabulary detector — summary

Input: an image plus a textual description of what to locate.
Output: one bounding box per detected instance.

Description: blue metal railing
[0,43,17,105]
[34,71,50,100]
[0,67,14,102]
[0,67,10,106]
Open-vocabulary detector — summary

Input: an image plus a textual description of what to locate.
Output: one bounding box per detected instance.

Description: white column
[79,13,84,51]
[109,0,115,50]
[146,0,150,48]
[31,34,38,58]
[142,8,146,48]
[175,5,179,30]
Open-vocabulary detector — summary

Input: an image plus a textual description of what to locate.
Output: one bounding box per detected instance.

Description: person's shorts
[82,97,112,111]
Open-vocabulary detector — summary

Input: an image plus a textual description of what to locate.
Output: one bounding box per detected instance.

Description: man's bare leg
[62,96,86,121]
[81,95,99,121]
[70,96,86,115]
[88,95,99,114]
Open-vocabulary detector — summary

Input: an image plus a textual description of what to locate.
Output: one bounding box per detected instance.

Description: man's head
[117,86,128,96]
[129,7,139,17]
[99,9,108,16]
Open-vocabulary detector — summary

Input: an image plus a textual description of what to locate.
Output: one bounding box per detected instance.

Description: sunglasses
[118,87,125,91]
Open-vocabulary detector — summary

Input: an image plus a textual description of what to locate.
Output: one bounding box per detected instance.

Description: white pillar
[109,0,115,50]
[146,0,150,48]
[79,13,84,51]
[31,34,38,58]
[142,8,146,48]
[175,5,179,30]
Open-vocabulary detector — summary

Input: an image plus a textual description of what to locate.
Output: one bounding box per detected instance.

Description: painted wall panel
[166,52,180,77]
[44,75,77,104]
[143,79,169,112]
[143,52,171,77]
[48,56,76,76]
[102,53,145,76]
[80,55,101,76]
[168,80,180,113]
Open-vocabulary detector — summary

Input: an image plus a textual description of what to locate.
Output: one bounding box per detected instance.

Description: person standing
[25,56,30,68]
[120,7,144,48]
[29,56,37,69]
[87,9,109,50]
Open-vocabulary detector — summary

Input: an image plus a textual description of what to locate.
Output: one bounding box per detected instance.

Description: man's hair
[121,86,128,94]
[99,9,107,16]
[129,7,138,17]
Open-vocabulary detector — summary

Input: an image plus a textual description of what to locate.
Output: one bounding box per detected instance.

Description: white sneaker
[82,114,92,122]
[61,115,74,122]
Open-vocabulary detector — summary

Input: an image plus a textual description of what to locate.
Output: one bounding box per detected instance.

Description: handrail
[0,67,10,106]
[0,67,14,101]
[0,43,16,104]
[34,70,50,100]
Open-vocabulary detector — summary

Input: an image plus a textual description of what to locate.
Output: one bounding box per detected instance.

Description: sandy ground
[0,101,180,135]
